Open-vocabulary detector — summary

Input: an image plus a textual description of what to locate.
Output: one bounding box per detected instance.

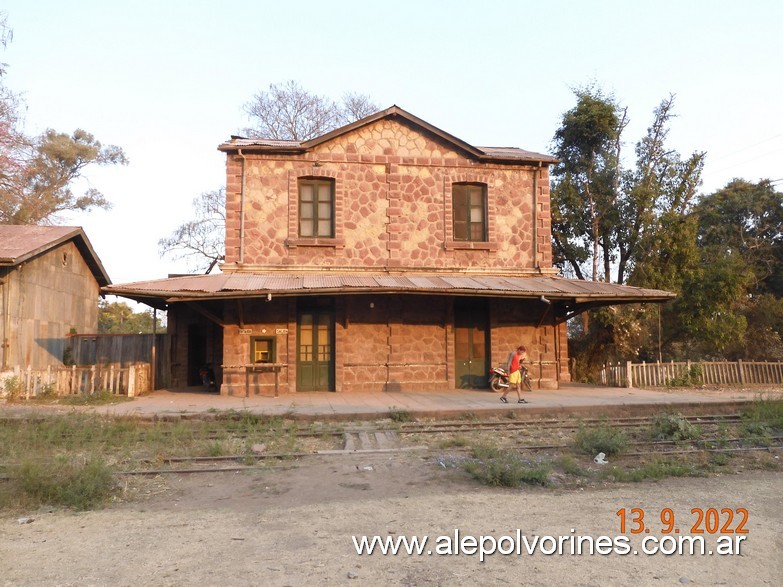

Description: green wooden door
[454,306,489,389]
[297,310,335,391]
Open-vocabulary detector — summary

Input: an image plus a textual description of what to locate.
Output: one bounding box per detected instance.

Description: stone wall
[223,118,553,274]
[208,295,564,396]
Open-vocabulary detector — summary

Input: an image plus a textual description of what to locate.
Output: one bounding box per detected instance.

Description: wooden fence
[1,363,150,399]
[600,360,783,388]
[68,333,170,389]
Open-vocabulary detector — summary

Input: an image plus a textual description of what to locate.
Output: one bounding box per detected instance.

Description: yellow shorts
[509,370,522,384]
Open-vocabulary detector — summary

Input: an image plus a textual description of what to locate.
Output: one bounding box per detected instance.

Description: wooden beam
[237,299,245,329]
[184,301,226,327]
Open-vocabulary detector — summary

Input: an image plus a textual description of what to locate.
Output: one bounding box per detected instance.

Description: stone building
[107,106,673,395]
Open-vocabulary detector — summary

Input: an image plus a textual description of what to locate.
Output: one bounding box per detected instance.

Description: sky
[2,0,782,291]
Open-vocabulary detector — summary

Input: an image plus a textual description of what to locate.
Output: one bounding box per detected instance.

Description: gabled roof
[219,105,558,165]
[0,225,111,286]
[104,272,674,319]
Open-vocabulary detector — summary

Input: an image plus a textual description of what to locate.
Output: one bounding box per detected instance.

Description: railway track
[2,411,780,479]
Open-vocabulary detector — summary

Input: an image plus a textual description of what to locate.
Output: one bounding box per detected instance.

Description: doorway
[296,308,335,391]
[454,301,489,389]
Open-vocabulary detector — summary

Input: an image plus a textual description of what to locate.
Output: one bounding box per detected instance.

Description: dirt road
[2,453,781,586]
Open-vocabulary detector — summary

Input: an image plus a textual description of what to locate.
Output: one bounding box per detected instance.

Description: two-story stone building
[107,106,673,395]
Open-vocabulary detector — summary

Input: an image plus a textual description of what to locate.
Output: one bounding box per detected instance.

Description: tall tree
[0,14,127,225]
[1,129,128,224]
[158,187,226,274]
[242,80,378,140]
[694,179,783,296]
[552,90,705,286]
[550,86,624,281]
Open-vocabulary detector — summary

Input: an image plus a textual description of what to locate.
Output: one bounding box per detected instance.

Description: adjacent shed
[0,226,110,370]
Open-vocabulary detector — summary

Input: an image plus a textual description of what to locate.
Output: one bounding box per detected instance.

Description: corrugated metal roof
[104,272,675,304]
[0,225,111,286]
[0,226,80,263]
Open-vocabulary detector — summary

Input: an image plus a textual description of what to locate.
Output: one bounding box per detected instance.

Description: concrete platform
[57,383,783,421]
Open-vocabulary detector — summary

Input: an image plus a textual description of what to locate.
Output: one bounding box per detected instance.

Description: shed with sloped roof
[0,225,110,370]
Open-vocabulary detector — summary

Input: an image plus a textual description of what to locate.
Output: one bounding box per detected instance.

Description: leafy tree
[553,88,710,374]
[694,179,783,296]
[0,14,127,225]
[158,187,226,273]
[242,80,378,140]
[550,86,624,281]
[552,90,705,286]
[98,300,165,334]
[1,129,128,224]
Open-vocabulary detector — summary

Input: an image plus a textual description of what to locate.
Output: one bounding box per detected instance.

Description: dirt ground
[1,451,782,587]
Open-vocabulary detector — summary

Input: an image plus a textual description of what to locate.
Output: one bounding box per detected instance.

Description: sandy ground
[1,451,782,587]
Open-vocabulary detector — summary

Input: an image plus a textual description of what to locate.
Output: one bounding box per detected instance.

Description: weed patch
[388,408,414,423]
[1,455,116,511]
[573,424,628,456]
[604,458,699,482]
[650,413,702,441]
[462,444,551,488]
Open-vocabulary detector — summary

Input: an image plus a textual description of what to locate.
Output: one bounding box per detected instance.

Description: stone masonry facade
[188,113,570,395]
[221,118,555,273]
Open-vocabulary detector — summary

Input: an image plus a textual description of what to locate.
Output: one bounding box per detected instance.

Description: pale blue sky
[3,0,782,286]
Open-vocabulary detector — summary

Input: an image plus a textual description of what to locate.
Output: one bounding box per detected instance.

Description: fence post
[128,364,136,398]
[737,360,745,385]
[625,361,632,388]
[25,365,32,399]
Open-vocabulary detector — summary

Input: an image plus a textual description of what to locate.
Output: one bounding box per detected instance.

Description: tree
[98,300,166,334]
[694,179,783,296]
[99,301,165,334]
[0,14,128,225]
[158,187,226,273]
[550,86,625,281]
[553,89,710,375]
[1,129,128,224]
[242,80,378,140]
[551,90,705,286]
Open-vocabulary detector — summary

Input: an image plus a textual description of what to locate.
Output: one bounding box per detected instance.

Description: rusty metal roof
[104,272,674,306]
[0,225,111,286]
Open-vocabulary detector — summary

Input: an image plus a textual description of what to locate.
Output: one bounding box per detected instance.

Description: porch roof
[104,272,675,319]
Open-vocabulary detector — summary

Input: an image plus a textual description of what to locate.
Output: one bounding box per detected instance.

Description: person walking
[500,345,528,404]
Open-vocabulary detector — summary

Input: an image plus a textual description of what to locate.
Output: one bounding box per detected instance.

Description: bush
[573,424,628,456]
[388,408,414,423]
[463,444,551,488]
[665,365,702,387]
[742,397,783,432]
[650,413,702,441]
[2,375,23,401]
[4,455,116,511]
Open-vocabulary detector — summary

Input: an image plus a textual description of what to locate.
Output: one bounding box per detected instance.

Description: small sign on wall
[276,328,289,335]
[239,328,253,335]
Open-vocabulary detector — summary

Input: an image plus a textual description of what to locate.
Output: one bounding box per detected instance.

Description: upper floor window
[299,178,334,238]
[452,183,487,241]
